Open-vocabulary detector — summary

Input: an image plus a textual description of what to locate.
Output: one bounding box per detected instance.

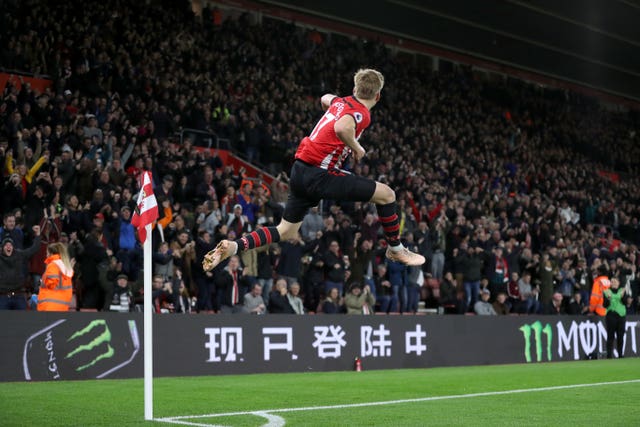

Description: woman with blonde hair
[37,242,74,311]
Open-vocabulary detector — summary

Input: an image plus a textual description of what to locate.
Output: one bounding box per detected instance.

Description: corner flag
[131,171,159,244]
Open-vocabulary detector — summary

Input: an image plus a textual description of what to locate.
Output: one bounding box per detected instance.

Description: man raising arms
[204,69,424,271]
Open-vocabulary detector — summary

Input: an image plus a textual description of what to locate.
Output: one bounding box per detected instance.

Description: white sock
[389,243,405,252]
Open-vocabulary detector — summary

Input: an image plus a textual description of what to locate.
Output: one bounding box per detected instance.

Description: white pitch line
[155,378,640,425]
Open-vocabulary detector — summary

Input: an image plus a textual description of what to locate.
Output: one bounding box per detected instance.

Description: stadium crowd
[1,0,639,316]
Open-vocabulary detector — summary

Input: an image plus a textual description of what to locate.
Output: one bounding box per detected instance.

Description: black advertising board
[2,312,639,381]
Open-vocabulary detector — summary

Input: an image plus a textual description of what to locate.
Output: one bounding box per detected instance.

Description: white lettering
[360,325,392,358]
[205,327,243,363]
[405,324,427,356]
[578,321,599,356]
[556,321,579,360]
[263,327,293,361]
[44,330,61,379]
[312,325,347,359]
[624,321,638,355]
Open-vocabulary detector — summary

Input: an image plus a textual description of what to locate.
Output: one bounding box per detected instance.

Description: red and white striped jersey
[295,95,371,170]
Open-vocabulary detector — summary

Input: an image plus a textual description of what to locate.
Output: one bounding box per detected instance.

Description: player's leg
[203,167,313,271]
[369,181,425,266]
[314,171,425,266]
[203,218,302,272]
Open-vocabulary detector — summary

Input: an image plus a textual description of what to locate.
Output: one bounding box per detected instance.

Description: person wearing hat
[0,225,41,310]
[37,242,74,311]
[474,287,496,315]
[226,203,250,238]
[344,282,375,315]
[108,273,131,312]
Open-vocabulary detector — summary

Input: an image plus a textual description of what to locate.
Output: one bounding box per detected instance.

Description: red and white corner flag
[131,171,159,244]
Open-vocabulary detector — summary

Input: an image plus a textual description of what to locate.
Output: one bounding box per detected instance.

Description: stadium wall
[0,72,52,94]
[3,312,639,382]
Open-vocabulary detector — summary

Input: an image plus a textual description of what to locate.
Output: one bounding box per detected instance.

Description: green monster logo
[519,320,553,363]
[66,319,114,371]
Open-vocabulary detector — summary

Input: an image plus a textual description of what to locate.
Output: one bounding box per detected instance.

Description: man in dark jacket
[268,277,295,314]
[0,225,41,310]
[216,255,250,313]
[457,244,485,311]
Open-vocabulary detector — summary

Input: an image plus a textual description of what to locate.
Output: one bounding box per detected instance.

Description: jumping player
[203,68,425,271]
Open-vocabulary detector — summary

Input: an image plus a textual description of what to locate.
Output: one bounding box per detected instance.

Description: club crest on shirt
[354,112,363,123]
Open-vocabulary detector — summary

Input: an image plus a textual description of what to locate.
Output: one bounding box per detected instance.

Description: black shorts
[282,160,377,223]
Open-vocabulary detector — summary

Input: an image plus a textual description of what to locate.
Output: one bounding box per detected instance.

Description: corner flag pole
[144,222,153,420]
[132,170,159,421]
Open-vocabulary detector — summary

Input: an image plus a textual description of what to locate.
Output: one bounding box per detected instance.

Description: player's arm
[321,94,338,111]
[334,115,365,162]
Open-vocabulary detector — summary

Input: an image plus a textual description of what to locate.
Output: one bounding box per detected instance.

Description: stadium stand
[1,0,639,315]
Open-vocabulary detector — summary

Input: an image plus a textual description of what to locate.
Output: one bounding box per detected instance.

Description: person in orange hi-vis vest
[37,242,74,311]
[589,265,611,316]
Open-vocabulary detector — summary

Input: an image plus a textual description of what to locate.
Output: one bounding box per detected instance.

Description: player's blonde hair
[353,68,384,100]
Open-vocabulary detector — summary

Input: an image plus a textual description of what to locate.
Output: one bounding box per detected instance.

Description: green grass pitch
[1,359,639,426]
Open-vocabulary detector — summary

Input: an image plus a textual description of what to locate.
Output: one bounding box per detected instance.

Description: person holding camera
[604,277,627,359]
[344,282,376,314]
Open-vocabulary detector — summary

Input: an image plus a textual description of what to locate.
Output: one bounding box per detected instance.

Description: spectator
[2,0,640,317]
[321,286,344,314]
[269,277,295,314]
[287,282,305,314]
[439,271,463,314]
[108,273,131,313]
[344,282,375,314]
[374,263,398,313]
[323,240,347,296]
[474,289,496,315]
[0,212,24,249]
[543,292,566,315]
[487,246,509,299]
[276,233,307,286]
[255,236,277,307]
[0,225,41,310]
[458,244,484,311]
[112,205,140,281]
[193,230,216,312]
[173,275,193,314]
[567,291,588,315]
[300,207,323,242]
[243,282,266,315]
[77,227,110,310]
[492,292,510,315]
[153,241,174,280]
[516,271,541,314]
[216,255,249,314]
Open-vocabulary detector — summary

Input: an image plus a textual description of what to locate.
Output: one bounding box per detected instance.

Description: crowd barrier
[0,72,52,94]
[2,312,638,382]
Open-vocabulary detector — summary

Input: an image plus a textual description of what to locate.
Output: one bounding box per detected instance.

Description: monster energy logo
[66,319,114,372]
[519,320,553,363]
[24,318,140,381]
